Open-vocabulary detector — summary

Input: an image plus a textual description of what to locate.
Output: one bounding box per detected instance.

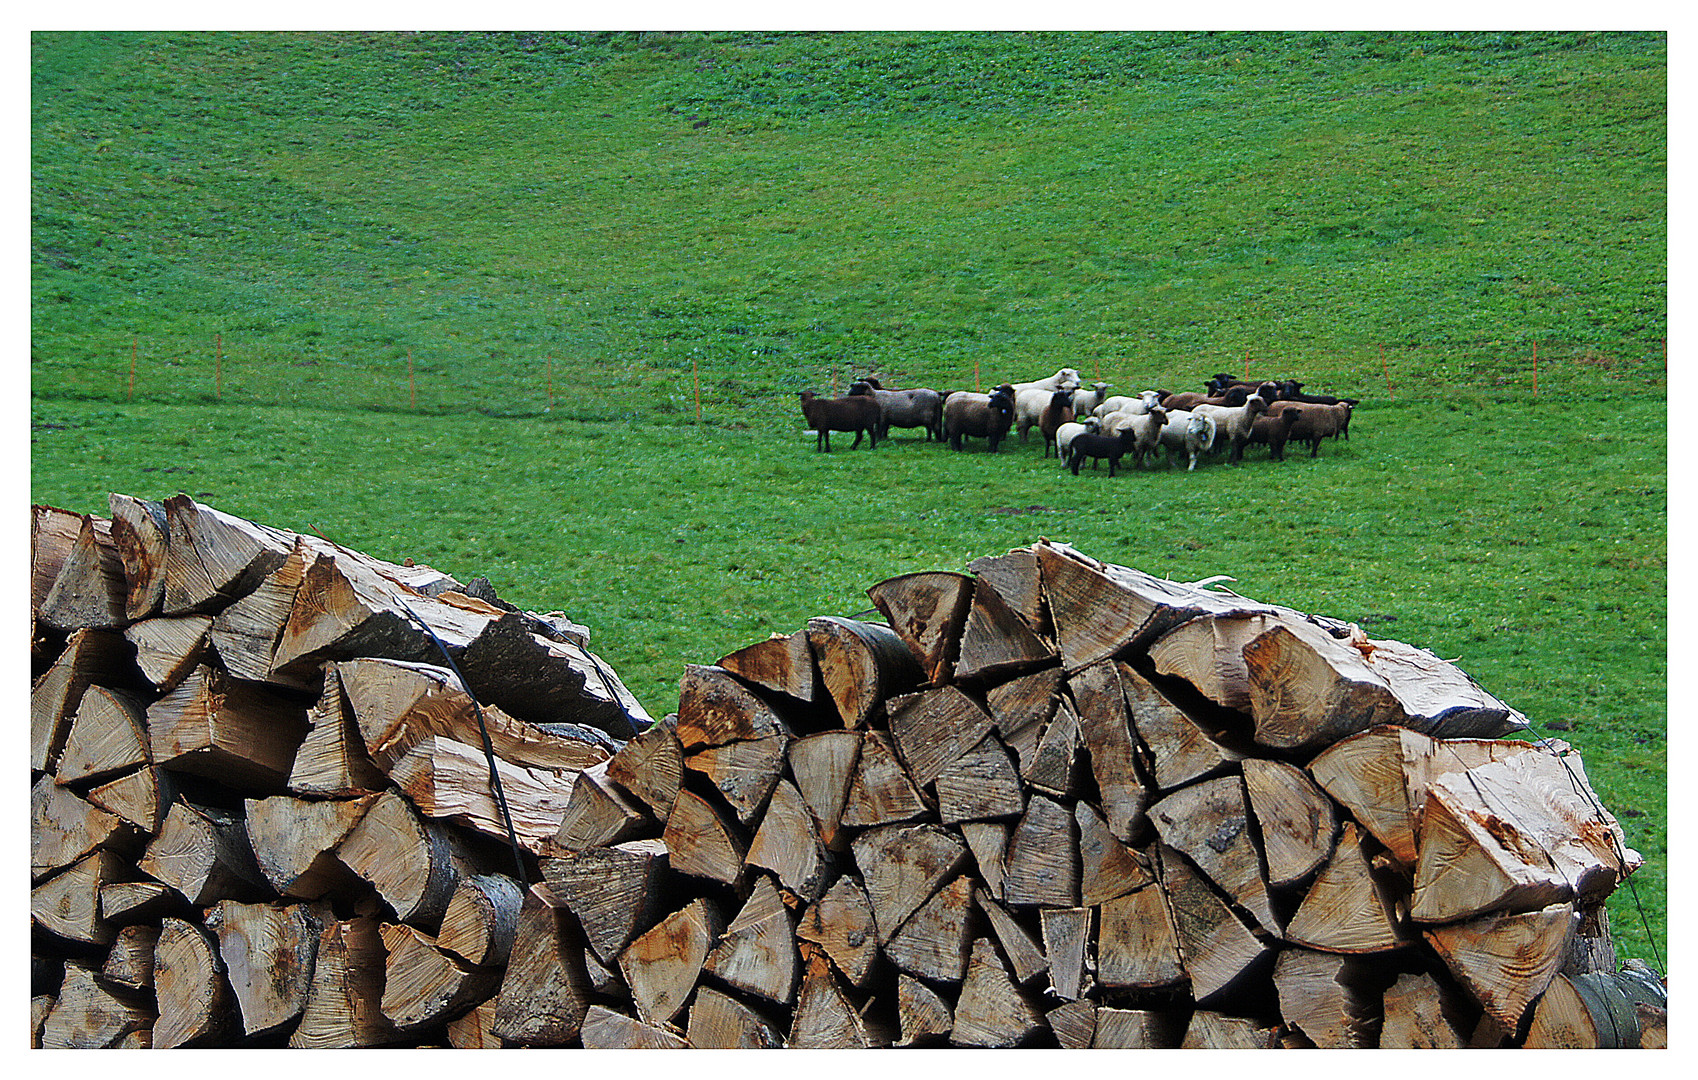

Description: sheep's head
[1138,389,1162,406]
[1247,396,1270,416]
[799,391,817,403]
[1148,406,1168,427]
[1057,367,1082,391]
[1280,408,1302,428]
[1082,417,1103,432]
[848,381,872,396]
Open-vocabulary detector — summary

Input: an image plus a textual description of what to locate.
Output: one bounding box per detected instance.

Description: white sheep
[1155,408,1216,471]
[1092,389,1163,419]
[1070,381,1111,417]
[1054,416,1102,467]
[1192,394,1270,463]
[1098,405,1169,469]
[1011,367,1083,441]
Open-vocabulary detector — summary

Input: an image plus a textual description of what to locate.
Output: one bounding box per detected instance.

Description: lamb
[1092,389,1165,419]
[848,377,945,441]
[1053,416,1102,466]
[1245,405,1304,460]
[1066,426,1139,477]
[1011,367,1083,441]
[798,390,882,452]
[1071,381,1112,417]
[1038,387,1076,458]
[943,383,1017,452]
[1192,394,1270,463]
[1154,408,1217,471]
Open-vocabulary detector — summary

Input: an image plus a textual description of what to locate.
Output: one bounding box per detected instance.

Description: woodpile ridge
[31,495,1665,1048]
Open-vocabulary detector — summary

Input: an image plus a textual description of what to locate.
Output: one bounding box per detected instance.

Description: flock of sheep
[796,367,1358,476]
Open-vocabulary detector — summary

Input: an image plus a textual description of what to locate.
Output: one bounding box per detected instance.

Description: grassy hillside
[31,31,1666,963]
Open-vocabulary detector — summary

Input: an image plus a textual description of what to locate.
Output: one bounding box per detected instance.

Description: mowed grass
[31,31,1666,962]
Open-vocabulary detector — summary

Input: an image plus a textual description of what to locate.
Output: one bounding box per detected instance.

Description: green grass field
[31,30,1666,964]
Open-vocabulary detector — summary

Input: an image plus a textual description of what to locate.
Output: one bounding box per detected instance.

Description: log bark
[867,569,975,685]
[703,875,798,1005]
[538,838,668,965]
[152,916,234,1048]
[457,609,648,737]
[205,899,324,1037]
[950,937,1044,1047]
[806,615,924,728]
[717,629,819,704]
[619,897,723,1026]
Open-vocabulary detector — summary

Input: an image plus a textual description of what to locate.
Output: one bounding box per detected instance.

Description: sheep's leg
[850,428,865,450]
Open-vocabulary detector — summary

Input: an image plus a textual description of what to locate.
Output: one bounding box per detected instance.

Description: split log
[138,799,270,906]
[31,848,123,947]
[390,733,580,849]
[867,569,975,684]
[445,1001,504,1048]
[1076,800,1154,905]
[953,574,1055,682]
[159,494,296,615]
[686,986,786,1048]
[457,609,648,738]
[1149,774,1278,933]
[124,614,212,692]
[206,541,314,686]
[580,1004,691,1048]
[286,665,387,796]
[983,665,1062,756]
[806,615,924,728]
[1379,971,1468,1048]
[1423,901,1577,1031]
[100,923,160,992]
[852,822,968,944]
[1147,611,1282,712]
[887,686,999,790]
[1092,1007,1184,1048]
[717,629,819,704]
[976,888,1048,986]
[966,548,1050,635]
[1122,663,1241,790]
[1272,948,1384,1048]
[1410,748,1639,923]
[336,656,615,774]
[108,494,170,620]
[205,900,323,1036]
[437,873,524,968]
[960,821,1009,899]
[244,792,376,899]
[950,937,1044,1047]
[489,886,591,1045]
[795,875,879,989]
[1181,1010,1281,1049]
[538,838,668,965]
[31,774,128,883]
[32,504,89,617]
[1242,757,1338,886]
[37,961,153,1049]
[663,788,747,885]
[335,789,460,928]
[289,910,395,1046]
[31,627,133,773]
[100,880,187,925]
[685,733,787,825]
[895,973,953,1046]
[1068,659,1148,840]
[620,897,723,1026]
[86,764,172,834]
[146,664,309,790]
[841,729,929,828]
[790,947,883,1047]
[745,777,834,901]
[378,922,500,1033]
[1096,884,1185,991]
[605,715,684,822]
[1241,618,1524,752]
[552,759,650,851]
[884,873,975,983]
[933,736,1024,827]
[786,729,860,847]
[1159,845,1270,1003]
[1021,699,1083,798]
[38,512,128,632]
[703,875,798,1005]
[152,916,233,1048]
[674,663,793,749]
[1284,822,1414,954]
[1001,794,1079,907]
[1045,999,1098,1049]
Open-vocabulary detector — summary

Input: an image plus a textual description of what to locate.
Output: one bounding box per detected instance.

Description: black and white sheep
[1054,416,1102,466]
[798,390,882,452]
[1011,367,1083,441]
[943,383,1017,452]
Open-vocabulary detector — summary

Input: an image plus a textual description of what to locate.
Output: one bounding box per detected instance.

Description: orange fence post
[1243,350,1250,380]
[128,336,137,402]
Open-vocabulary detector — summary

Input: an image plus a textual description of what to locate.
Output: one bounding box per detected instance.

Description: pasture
[30,31,1666,963]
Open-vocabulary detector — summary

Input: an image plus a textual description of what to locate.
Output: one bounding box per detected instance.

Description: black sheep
[1067,426,1139,476]
[943,384,1017,452]
[798,390,882,452]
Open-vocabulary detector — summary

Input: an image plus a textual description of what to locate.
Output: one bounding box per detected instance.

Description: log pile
[31,500,1664,1048]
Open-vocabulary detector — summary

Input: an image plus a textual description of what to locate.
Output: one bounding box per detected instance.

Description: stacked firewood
[31,498,1665,1048]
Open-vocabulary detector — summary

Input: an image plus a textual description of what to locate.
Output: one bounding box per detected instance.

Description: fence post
[128,336,137,402]
[1243,350,1250,380]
